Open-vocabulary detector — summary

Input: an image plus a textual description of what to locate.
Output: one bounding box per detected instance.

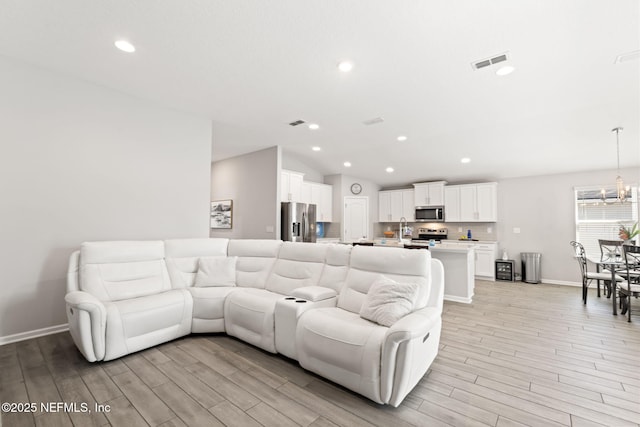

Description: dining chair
[599,239,624,261]
[620,244,640,322]
[570,241,624,304]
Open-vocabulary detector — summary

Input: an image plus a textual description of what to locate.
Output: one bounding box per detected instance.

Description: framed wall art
[210,200,233,229]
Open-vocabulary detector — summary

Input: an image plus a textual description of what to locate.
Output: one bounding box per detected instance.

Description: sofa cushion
[265,242,328,295]
[228,239,282,288]
[164,238,229,288]
[338,246,430,314]
[359,277,419,327]
[195,256,237,287]
[79,241,171,302]
[224,289,283,352]
[188,286,239,333]
[103,289,192,360]
[317,244,352,293]
[296,307,388,403]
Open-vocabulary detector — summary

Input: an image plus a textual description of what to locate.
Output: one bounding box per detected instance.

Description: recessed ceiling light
[496,65,515,76]
[343,161,352,167]
[386,167,394,173]
[312,146,321,151]
[397,136,407,142]
[337,61,353,72]
[114,40,136,53]
[461,157,471,164]
[308,123,320,130]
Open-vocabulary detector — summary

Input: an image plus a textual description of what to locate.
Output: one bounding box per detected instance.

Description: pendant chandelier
[601,127,630,203]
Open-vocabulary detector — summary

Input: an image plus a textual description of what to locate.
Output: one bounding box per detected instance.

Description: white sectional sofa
[65,238,444,406]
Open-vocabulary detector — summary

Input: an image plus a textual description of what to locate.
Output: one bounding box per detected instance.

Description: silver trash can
[521,252,541,284]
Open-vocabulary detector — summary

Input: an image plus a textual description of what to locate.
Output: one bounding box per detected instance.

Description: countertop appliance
[413,228,448,242]
[415,206,444,222]
[281,202,316,242]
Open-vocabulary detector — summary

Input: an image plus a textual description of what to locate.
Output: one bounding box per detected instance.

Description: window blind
[574,186,638,258]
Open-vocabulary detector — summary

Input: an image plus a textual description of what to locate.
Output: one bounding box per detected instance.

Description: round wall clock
[350,183,362,195]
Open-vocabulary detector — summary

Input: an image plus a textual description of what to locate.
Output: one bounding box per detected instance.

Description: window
[575,186,638,257]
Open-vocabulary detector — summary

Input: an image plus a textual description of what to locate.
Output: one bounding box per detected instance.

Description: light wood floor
[1,281,639,427]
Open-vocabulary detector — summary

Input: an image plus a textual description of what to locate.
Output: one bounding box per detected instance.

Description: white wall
[281,152,324,183]
[0,57,213,340]
[497,167,640,284]
[210,146,280,239]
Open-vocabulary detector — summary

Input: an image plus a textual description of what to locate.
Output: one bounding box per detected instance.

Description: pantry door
[343,196,369,243]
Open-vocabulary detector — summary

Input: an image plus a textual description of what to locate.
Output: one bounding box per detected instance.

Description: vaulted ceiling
[1,0,638,186]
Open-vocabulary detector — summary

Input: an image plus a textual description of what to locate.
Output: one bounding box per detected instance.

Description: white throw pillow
[359,276,419,327]
[194,256,237,287]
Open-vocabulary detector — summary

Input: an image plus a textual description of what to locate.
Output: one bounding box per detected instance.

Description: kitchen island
[373,239,475,303]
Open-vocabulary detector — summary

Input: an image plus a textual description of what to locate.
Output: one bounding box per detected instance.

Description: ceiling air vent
[362,117,385,126]
[615,50,640,64]
[289,120,305,126]
[472,52,510,71]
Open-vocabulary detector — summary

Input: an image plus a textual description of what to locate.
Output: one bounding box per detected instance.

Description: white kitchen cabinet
[281,170,304,202]
[413,181,447,207]
[301,182,312,204]
[474,243,499,280]
[443,241,498,280]
[444,182,497,222]
[299,180,333,222]
[475,183,497,222]
[378,189,413,222]
[444,186,461,222]
[311,182,333,222]
[401,189,415,221]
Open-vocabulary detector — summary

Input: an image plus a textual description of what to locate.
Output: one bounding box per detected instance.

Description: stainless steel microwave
[415,206,445,222]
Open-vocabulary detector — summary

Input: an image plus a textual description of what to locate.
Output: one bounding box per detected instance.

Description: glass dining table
[588,255,625,315]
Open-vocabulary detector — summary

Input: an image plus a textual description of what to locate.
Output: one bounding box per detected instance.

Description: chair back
[623,244,640,282]
[599,239,623,260]
[570,241,588,278]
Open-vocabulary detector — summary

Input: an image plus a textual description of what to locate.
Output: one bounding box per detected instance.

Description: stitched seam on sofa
[121,300,183,316]
[180,291,188,329]
[114,304,129,353]
[303,324,366,346]
[229,300,270,314]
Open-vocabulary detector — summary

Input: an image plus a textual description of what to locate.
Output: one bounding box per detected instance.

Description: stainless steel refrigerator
[281,202,317,242]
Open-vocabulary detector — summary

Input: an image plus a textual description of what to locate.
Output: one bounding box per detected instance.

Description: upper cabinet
[310,182,333,222]
[281,170,304,202]
[444,182,497,222]
[379,189,414,222]
[413,181,447,207]
[296,177,333,222]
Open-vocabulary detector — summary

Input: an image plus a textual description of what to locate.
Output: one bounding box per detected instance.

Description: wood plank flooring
[1,280,639,426]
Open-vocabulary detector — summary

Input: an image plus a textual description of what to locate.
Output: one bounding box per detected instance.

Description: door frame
[343,196,369,243]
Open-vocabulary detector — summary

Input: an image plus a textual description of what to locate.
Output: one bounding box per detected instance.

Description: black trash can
[521,252,541,284]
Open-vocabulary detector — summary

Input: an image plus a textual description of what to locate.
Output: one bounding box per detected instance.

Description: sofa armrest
[380,306,442,406]
[290,286,337,302]
[65,291,107,362]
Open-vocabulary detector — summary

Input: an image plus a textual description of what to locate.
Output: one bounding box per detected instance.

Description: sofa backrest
[337,246,431,314]
[79,240,171,302]
[317,244,352,293]
[228,239,282,288]
[265,242,329,295]
[164,238,230,288]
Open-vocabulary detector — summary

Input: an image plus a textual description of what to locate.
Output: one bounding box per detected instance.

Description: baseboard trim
[444,294,473,304]
[0,323,69,346]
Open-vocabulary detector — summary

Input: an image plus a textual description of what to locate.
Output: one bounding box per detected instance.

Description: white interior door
[343,196,369,242]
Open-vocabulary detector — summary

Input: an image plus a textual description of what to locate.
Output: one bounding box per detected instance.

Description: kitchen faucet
[399,217,407,243]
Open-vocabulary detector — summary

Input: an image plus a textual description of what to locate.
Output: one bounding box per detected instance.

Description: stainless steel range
[414,228,448,242]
